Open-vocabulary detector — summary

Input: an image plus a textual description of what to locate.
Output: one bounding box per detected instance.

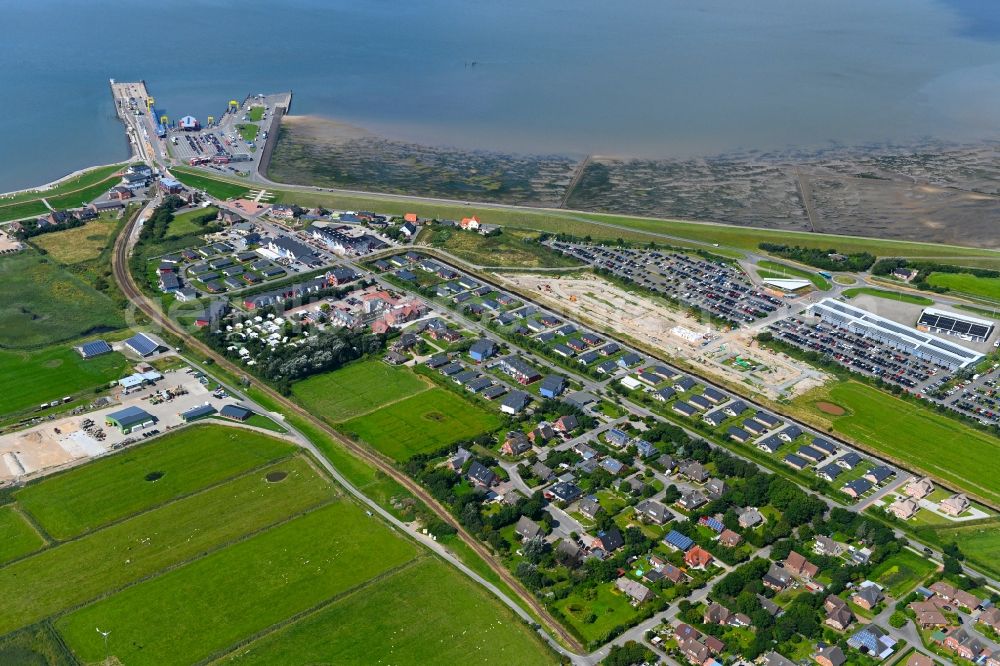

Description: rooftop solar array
[79,340,112,358]
[125,333,159,357]
[808,298,983,369]
[918,309,993,341]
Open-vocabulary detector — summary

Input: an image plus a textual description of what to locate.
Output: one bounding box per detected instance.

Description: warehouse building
[105,406,156,434]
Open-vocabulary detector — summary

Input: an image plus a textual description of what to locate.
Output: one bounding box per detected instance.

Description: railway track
[111,204,584,655]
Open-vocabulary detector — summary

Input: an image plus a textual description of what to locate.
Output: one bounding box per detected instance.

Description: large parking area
[548,242,783,325]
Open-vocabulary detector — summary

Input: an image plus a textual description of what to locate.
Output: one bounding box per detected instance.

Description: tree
[522,537,547,564]
[889,611,908,629]
[603,641,656,666]
[943,555,963,576]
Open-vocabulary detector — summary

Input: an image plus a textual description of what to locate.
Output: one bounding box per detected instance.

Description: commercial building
[105,406,156,434]
[807,298,983,370]
[917,307,994,343]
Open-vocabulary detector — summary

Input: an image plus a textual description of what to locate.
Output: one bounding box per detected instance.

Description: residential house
[889,497,919,520]
[544,481,583,504]
[814,645,846,666]
[684,545,714,569]
[824,595,854,631]
[852,582,884,610]
[469,338,497,362]
[467,462,497,488]
[847,625,895,659]
[530,461,554,483]
[539,375,566,398]
[678,490,707,511]
[763,564,793,591]
[593,527,624,553]
[635,499,672,525]
[980,607,1000,633]
[816,463,843,482]
[719,529,742,548]
[763,653,797,666]
[865,465,895,485]
[501,432,532,457]
[909,600,948,628]
[663,530,694,552]
[842,478,873,498]
[447,447,472,471]
[785,551,819,579]
[553,414,578,433]
[943,628,986,661]
[838,452,863,469]
[814,536,844,557]
[500,390,531,415]
[578,496,603,521]
[905,476,934,500]
[615,577,655,604]
[679,460,708,483]
[514,516,545,541]
[738,508,764,529]
[939,494,970,516]
[705,478,727,500]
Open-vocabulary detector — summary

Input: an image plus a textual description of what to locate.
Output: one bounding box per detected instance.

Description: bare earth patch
[815,401,846,416]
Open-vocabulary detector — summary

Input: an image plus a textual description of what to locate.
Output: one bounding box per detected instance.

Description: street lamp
[96,627,111,662]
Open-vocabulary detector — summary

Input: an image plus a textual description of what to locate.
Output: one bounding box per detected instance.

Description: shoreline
[0,160,135,201]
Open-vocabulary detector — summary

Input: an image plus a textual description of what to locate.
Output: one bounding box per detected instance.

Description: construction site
[499,272,826,401]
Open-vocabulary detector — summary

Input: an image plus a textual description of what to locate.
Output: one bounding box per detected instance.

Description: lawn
[237,123,260,142]
[46,176,123,210]
[842,287,934,305]
[248,106,265,122]
[0,251,126,348]
[0,506,45,565]
[0,456,333,635]
[167,205,218,236]
[870,549,937,597]
[0,163,126,223]
[927,272,1000,302]
[56,502,419,666]
[15,424,294,539]
[554,583,642,644]
[0,199,49,223]
[170,167,251,200]
[426,226,582,268]
[31,214,120,264]
[341,387,502,460]
[0,163,123,204]
[757,260,830,289]
[291,359,430,422]
[0,345,129,416]
[167,170,1000,260]
[222,557,556,665]
[795,381,1000,506]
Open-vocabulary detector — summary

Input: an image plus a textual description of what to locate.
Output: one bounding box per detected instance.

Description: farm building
[220,404,253,421]
[105,405,156,434]
[124,332,160,357]
[180,404,217,422]
[77,340,113,359]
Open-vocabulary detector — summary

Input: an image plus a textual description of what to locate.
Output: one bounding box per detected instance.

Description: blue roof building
[664,530,694,552]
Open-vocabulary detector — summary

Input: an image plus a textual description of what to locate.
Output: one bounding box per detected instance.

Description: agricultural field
[425,226,582,269]
[0,251,125,348]
[0,421,552,665]
[795,381,1000,506]
[927,272,1000,302]
[167,205,219,237]
[15,424,294,539]
[30,213,120,264]
[756,260,829,289]
[223,557,556,665]
[291,359,430,422]
[0,344,128,416]
[0,506,45,565]
[340,387,502,460]
[869,548,937,598]
[842,287,934,305]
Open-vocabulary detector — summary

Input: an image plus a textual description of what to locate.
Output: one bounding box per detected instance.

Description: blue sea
[1,0,999,191]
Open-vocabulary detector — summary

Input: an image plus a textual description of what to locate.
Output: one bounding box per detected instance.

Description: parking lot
[548,242,783,325]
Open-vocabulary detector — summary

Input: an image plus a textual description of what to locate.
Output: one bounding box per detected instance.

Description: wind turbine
[96,627,111,662]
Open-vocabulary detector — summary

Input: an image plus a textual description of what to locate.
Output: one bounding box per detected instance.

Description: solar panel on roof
[125,333,158,356]
[970,324,989,337]
[80,340,112,357]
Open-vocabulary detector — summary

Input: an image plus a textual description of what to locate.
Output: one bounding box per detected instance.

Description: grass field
[56,502,419,666]
[341,387,502,460]
[0,163,125,223]
[15,424,294,539]
[870,549,937,597]
[0,625,76,666]
[0,345,128,416]
[291,359,430,422]
[842,287,934,305]
[248,106,265,122]
[426,226,582,268]
[0,506,45,566]
[554,584,642,644]
[223,557,555,665]
[919,521,1000,580]
[0,251,125,348]
[795,381,1000,505]
[0,457,333,635]
[927,272,1000,302]
[166,169,1000,260]
[170,168,252,200]
[757,260,830,289]
[167,205,219,236]
[31,213,119,264]
[237,124,260,142]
